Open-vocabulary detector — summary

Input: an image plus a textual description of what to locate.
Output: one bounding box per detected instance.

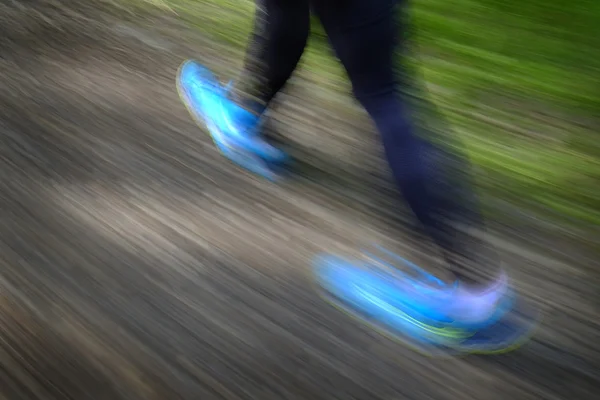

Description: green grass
[128,0,600,226]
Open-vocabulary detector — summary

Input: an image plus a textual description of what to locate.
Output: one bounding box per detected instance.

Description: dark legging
[235,0,491,281]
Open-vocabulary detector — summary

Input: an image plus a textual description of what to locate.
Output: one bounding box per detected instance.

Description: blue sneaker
[177,59,288,180]
[313,248,539,356]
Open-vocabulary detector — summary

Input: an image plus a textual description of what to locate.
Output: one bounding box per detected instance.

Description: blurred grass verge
[6,0,599,231]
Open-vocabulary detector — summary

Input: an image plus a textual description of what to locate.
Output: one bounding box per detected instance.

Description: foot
[313,249,536,355]
[177,60,287,180]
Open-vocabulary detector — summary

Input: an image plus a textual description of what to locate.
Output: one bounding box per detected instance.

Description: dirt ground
[1,5,599,400]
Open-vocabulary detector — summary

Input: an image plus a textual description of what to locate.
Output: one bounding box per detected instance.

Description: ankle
[227,89,266,116]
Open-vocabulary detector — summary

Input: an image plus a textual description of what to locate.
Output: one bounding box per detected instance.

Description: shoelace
[363,244,456,292]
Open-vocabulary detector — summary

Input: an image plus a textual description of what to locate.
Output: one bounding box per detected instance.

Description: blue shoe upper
[178,60,287,164]
[314,251,515,345]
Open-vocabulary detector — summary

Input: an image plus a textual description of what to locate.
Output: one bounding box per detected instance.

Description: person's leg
[233,0,311,115]
[312,0,496,285]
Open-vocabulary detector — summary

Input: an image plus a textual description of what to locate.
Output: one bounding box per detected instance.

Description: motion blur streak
[1,1,599,400]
